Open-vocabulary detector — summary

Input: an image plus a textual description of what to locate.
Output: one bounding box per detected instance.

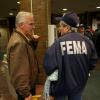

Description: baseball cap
[60,12,79,27]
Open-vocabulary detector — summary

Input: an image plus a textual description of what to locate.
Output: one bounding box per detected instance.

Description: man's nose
[32,25,35,29]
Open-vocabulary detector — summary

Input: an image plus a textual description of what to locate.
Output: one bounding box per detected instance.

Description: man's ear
[64,26,69,32]
[19,23,24,29]
[66,25,71,32]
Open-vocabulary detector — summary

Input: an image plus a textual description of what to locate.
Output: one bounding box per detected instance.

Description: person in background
[84,26,95,43]
[78,25,96,46]
[77,25,85,36]
[44,12,98,100]
[7,11,40,100]
[95,25,100,57]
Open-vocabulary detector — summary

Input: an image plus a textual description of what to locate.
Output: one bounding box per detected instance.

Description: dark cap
[61,12,79,27]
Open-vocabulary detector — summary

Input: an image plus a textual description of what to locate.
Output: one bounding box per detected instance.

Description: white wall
[92,19,100,31]
[48,25,57,47]
[92,19,98,31]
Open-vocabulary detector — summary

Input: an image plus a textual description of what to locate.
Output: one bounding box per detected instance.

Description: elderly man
[7,11,40,100]
[44,12,98,100]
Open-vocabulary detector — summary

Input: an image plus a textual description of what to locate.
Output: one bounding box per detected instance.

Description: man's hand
[25,94,33,100]
[33,34,40,40]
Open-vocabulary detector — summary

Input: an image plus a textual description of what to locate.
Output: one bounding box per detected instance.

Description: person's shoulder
[84,35,90,40]
[8,32,26,47]
[84,35,95,47]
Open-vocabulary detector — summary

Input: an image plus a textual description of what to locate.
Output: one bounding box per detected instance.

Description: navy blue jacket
[44,32,98,96]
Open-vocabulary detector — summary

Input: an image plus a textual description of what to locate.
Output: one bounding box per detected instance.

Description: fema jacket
[44,32,98,96]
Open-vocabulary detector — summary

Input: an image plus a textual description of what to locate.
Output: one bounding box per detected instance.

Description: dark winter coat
[44,32,97,96]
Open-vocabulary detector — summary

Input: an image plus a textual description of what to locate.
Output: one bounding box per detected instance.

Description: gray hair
[60,21,71,30]
[60,21,77,32]
[15,11,33,27]
[60,21,69,27]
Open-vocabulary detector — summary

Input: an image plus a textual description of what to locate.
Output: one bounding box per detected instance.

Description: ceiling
[52,0,100,14]
[0,0,100,18]
[0,0,17,18]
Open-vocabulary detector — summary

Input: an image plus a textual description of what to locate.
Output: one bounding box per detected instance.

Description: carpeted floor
[83,58,100,100]
[83,70,100,100]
